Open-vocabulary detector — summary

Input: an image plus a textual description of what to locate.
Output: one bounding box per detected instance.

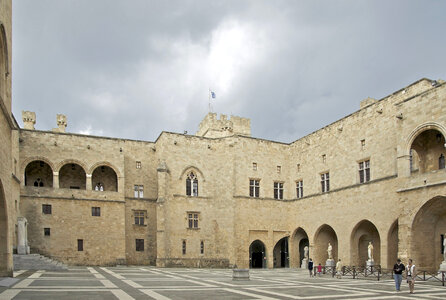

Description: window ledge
[187,227,200,230]
[133,224,147,227]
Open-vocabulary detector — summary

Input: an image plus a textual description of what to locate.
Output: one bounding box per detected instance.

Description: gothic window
[186,172,198,196]
[249,179,260,197]
[439,154,445,169]
[274,182,284,199]
[34,178,44,187]
[94,183,104,191]
[321,172,330,193]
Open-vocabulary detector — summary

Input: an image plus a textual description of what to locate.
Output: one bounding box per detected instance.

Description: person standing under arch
[406,259,416,294]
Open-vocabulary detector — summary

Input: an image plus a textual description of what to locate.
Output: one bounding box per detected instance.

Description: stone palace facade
[1,0,446,276]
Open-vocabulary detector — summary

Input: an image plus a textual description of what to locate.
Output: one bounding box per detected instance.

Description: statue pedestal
[301,258,308,269]
[439,261,446,272]
[325,259,335,267]
[366,260,375,267]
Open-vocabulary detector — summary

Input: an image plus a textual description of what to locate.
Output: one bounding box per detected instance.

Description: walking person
[406,259,416,294]
[393,258,405,291]
[335,259,342,279]
[308,258,314,277]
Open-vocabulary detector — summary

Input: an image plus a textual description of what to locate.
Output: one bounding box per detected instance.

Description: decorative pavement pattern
[1,267,446,299]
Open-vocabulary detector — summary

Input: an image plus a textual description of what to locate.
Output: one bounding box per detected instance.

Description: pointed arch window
[186,172,198,196]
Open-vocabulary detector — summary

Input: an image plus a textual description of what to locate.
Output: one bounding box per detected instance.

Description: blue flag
[211,91,216,99]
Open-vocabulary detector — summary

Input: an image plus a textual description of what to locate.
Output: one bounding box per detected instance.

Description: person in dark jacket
[393,258,405,291]
[308,258,314,277]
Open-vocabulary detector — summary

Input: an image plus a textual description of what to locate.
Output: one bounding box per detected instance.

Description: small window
[321,172,330,193]
[136,161,141,169]
[77,239,83,251]
[186,172,198,196]
[34,178,44,187]
[252,162,257,171]
[297,164,301,172]
[359,160,371,183]
[277,166,281,173]
[274,182,284,199]
[44,228,50,236]
[361,139,366,150]
[249,179,260,198]
[94,183,104,191]
[188,212,199,229]
[439,154,445,170]
[134,185,144,198]
[200,240,204,254]
[136,239,144,251]
[92,207,101,217]
[322,154,326,163]
[134,210,146,225]
[42,204,52,214]
[182,240,186,255]
[296,180,303,199]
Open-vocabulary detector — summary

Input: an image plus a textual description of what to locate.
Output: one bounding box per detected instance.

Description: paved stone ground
[0,267,445,299]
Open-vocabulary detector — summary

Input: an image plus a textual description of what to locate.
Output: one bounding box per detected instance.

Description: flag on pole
[210,91,216,99]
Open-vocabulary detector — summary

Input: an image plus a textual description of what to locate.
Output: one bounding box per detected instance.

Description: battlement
[196,113,251,138]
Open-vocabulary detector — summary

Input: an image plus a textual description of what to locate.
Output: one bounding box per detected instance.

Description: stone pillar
[53,172,59,189]
[86,174,92,191]
[17,217,30,255]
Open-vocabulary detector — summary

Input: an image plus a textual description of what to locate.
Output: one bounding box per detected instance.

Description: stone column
[17,217,30,255]
[86,174,92,191]
[53,172,59,189]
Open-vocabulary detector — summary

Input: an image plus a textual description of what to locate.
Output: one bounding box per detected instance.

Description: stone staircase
[13,254,68,271]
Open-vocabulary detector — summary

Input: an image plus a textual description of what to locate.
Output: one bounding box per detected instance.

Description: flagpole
[208,88,211,113]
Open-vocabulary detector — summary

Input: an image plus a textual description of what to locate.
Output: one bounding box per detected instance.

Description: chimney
[53,114,67,133]
[22,111,36,130]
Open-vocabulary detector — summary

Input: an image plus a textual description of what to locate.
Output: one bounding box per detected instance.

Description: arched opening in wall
[387,220,399,268]
[411,196,446,271]
[410,129,445,174]
[24,161,53,187]
[273,237,289,268]
[59,163,86,190]
[0,24,7,101]
[350,220,381,267]
[249,240,266,269]
[291,227,309,268]
[91,165,117,192]
[0,180,9,274]
[313,224,338,266]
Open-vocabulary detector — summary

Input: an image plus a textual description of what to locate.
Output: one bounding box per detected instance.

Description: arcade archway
[350,220,381,266]
[313,224,338,265]
[249,240,266,268]
[273,237,289,268]
[291,227,309,267]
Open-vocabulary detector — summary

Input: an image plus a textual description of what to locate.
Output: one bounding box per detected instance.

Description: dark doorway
[249,240,266,268]
[273,237,289,268]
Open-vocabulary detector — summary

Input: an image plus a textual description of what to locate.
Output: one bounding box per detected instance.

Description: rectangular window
[188,212,199,229]
[134,210,146,225]
[77,239,83,251]
[136,161,141,169]
[274,182,284,199]
[359,160,371,183]
[134,185,144,198]
[361,139,366,150]
[42,204,52,214]
[44,228,50,236]
[91,207,101,217]
[182,240,186,255]
[296,180,303,199]
[322,154,326,163]
[200,240,204,254]
[249,180,260,198]
[277,166,281,173]
[136,239,144,251]
[252,162,257,171]
[321,172,330,193]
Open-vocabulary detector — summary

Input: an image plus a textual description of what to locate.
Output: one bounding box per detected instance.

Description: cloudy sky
[12,0,446,142]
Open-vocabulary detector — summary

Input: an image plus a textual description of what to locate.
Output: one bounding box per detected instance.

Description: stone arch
[58,162,87,190]
[249,239,266,268]
[24,160,53,187]
[91,165,118,192]
[88,161,121,178]
[313,224,338,266]
[179,166,206,182]
[55,159,88,174]
[0,179,11,276]
[291,227,309,268]
[350,220,381,266]
[21,157,55,174]
[410,196,446,271]
[273,237,289,268]
[405,123,446,174]
[387,219,399,268]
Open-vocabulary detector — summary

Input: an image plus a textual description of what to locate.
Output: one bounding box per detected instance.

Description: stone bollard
[232,269,250,281]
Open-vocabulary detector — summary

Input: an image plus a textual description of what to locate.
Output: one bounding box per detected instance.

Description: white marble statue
[443,234,446,262]
[304,246,309,259]
[327,243,333,260]
[368,241,374,261]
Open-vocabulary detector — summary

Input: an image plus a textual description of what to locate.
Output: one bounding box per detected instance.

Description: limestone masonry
[1,0,446,275]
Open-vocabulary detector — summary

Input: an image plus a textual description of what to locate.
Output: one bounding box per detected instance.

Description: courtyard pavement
[0,267,445,299]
